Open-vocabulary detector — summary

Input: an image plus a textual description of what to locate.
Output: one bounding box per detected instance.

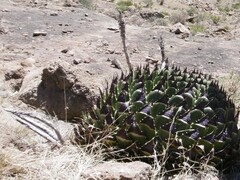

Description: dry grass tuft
[0,108,105,180]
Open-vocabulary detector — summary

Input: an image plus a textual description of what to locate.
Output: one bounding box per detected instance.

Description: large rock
[170,22,190,35]
[19,62,101,120]
[82,161,152,180]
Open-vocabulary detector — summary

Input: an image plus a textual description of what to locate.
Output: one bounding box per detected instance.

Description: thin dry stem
[4,108,64,145]
[118,12,132,72]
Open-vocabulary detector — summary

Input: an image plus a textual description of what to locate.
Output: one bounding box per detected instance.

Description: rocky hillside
[0,0,240,179]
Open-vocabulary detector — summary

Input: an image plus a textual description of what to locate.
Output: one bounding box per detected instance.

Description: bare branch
[118,12,132,72]
[158,34,165,63]
[158,34,169,69]
[4,108,64,146]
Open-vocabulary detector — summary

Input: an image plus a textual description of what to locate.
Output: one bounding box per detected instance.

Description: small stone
[33,30,47,37]
[106,49,115,54]
[198,47,202,50]
[61,48,69,53]
[85,13,88,17]
[145,56,158,64]
[73,59,82,64]
[170,23,190,35]
[50,12,58,16]
[68,49,75,56]
[132,48,139,53]
[207,61,214,64]
[111,59,122,69]
[20,58,35,67]
[102,40,109,46]
[62,30,74,34]
[82,161,151,180]
[2,9,10,12]
[107,27,119,31]
[83,59,91,63]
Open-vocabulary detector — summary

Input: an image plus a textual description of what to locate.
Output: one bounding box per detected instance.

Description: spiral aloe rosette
[75,65,240,172]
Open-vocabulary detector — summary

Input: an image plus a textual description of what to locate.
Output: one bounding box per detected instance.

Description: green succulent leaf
[206,124,217,134]
[130,101,145,113]
[176,119,190,131]
[146,90,164,103]
[165,87,177,97]
[190,109,203,122]
[157,128,173,140]
[155,115,172,129]
[139,123,155,140]
[191,123,207,136]
[177,81,187,90]
[214,140,226,152]
[179,135,195,148]
[131,89,143,102]
[145,80,153,94]
[198,139,213,154]
[116,130,133,148]
[169,95,184,106]
[195,96,209,107]
[183,93,195,109]
[128,132,147,146]
[151,103,166,118]
[204,107,215,119]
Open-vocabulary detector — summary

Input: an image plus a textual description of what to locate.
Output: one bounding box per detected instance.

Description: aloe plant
[74,65,240,173]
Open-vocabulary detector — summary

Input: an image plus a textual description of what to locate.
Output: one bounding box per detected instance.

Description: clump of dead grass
[218,72,240,108]
[0,108,105,180]
[1,143,105,179]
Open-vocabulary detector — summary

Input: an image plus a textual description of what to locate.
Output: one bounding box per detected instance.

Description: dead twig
[158,34,169,69]
[3,108,64,146]
[118,12,132,72]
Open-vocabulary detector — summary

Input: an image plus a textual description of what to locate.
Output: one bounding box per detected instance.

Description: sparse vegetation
[117,0,133,12]
[232,2,240,9]
[187,7,198,16]
[78,0,95,9]
[155,18,168,26]
[170,11,188,24]
[190,24,205,35]
[210,15,221,25]
[219,72,240,107]
[143,0,153,8]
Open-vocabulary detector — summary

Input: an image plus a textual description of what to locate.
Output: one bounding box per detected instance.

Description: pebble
[111,59,122,69]
[50,12,58,16]
[61,48,69,53]
[83,59,91,63]
[33,30,47,37]
[68,49,75,56]
[73,59,82,65]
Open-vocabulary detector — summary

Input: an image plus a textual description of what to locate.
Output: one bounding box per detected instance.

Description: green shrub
[210,15,221,25]
[170,11,188,24]
[232,2,240,9]
[79,0,94,9]
[117,0,133,12]
[190,24,205,35]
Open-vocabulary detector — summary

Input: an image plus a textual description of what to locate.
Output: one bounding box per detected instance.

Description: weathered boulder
[82,161,152,180]
[170,22,190,35]
[19,62,100,120]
